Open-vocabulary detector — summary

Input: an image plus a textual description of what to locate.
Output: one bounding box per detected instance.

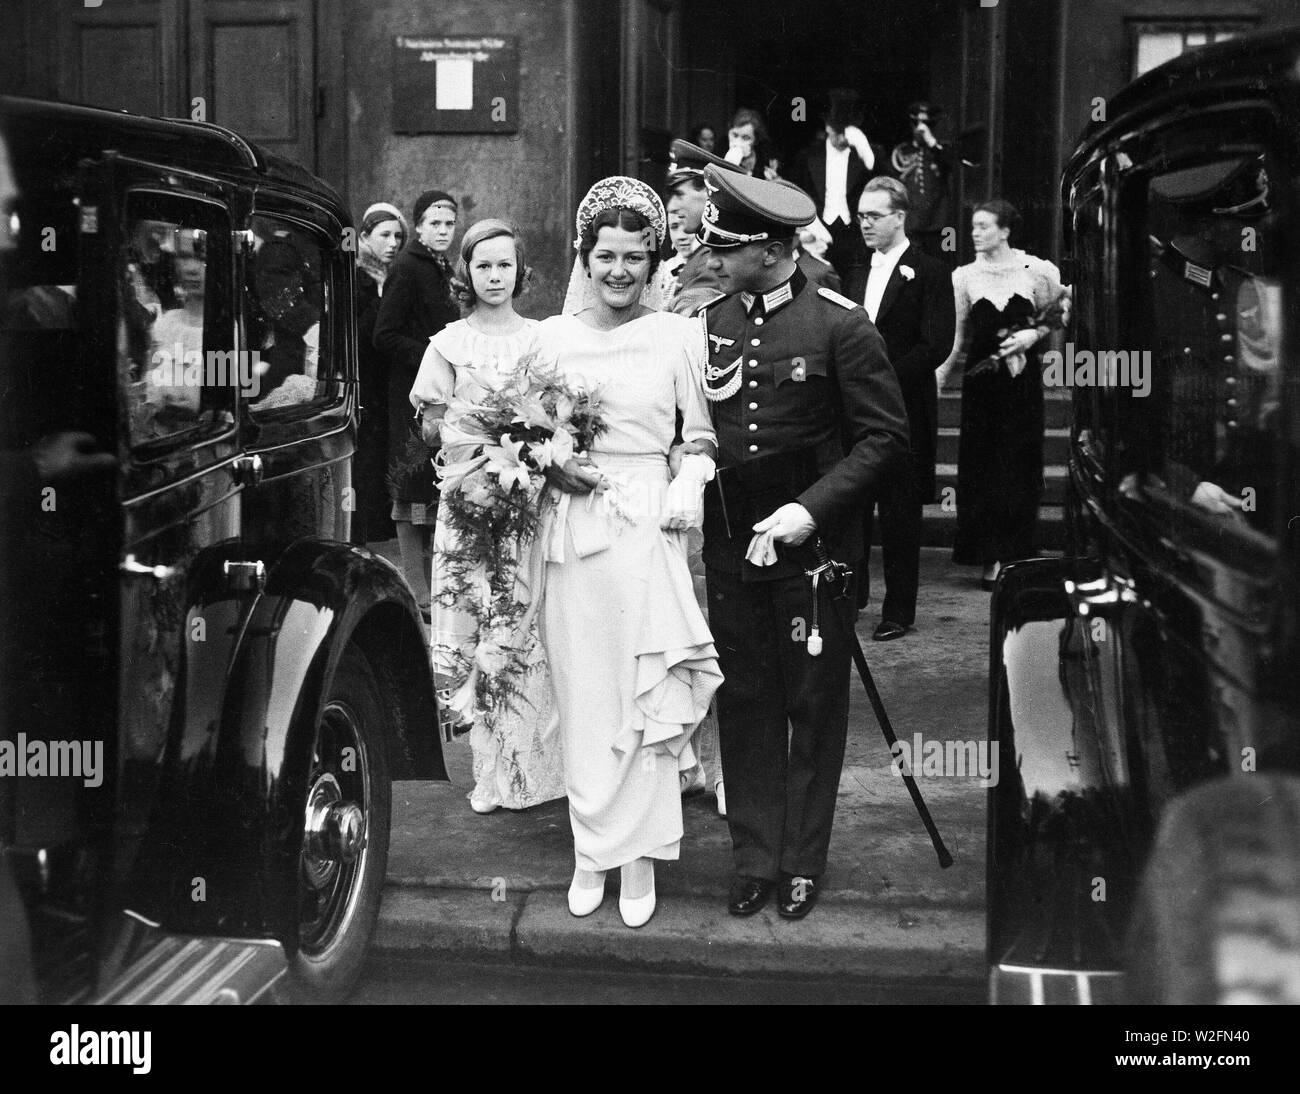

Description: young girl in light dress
[409,219,564,813]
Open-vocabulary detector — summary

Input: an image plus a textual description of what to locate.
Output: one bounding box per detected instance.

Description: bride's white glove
[660,453,715,531]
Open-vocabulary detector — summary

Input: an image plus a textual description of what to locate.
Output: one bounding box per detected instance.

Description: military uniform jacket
[699,267,909,579]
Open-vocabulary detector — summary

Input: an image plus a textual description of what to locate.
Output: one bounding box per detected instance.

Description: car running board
[94,936,287,1005]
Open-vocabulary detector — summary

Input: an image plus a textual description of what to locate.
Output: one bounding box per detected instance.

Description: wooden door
[189,0,317,171]
[55,0,182,115]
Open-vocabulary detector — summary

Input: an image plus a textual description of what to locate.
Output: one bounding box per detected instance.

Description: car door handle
[233,454,263,486]
[1063,573,1138,616]
[119,555,177,581]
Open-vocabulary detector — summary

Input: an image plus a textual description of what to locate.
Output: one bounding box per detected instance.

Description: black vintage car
[987,30,1300,1005]
[0,97,445,1003]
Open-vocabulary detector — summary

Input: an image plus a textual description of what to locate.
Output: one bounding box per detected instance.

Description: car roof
[1068,27,1300,177]
[0,95,348,221]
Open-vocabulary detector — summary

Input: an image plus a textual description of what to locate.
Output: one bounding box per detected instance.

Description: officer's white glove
[752,502,817,546]
[660,453,715,531]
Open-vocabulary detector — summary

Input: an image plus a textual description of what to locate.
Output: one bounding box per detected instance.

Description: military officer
[662,138,744,316]
[678,166,908,919]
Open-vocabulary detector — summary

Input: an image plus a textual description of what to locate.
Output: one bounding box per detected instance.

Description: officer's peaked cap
[697,166,816,249]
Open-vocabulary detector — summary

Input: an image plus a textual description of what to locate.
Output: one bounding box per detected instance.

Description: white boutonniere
[898,265,915,281]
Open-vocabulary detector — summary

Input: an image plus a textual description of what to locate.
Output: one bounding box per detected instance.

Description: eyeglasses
[856,210,900,225]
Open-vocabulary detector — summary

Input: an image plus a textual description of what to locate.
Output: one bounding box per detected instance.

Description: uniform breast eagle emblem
[708,333,736,354]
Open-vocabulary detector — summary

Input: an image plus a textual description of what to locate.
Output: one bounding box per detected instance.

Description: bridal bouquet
[434,355,609,721]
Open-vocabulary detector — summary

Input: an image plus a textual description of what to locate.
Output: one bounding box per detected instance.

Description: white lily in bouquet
[434,354,612,722]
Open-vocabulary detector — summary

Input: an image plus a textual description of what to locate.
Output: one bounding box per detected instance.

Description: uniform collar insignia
[741,267,808,318]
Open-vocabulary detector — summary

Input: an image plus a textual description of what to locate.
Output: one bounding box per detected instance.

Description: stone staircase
[916,388,1071,551]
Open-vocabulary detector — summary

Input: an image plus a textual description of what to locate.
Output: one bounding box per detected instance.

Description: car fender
[130,538,444,944]
[986,556,1132,1003]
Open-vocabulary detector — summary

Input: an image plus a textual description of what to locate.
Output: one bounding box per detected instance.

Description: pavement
[373,545,992,990]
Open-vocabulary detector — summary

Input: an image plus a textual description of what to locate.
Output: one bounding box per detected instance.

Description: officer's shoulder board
[817,287,860,310]
[690,290,729,317]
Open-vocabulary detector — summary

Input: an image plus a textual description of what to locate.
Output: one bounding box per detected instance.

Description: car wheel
[286,644,392,1003]
[1126,774,1300,1004]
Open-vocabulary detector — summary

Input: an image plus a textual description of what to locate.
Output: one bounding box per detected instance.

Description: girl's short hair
[974,199,1022,241]
[577,207,662,278]
[451,218,531,309]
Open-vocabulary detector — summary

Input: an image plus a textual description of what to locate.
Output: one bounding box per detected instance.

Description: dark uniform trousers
[708,567,856,878]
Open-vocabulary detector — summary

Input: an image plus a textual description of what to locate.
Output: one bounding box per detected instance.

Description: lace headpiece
[572,176,667,250]
[563,176,666,314]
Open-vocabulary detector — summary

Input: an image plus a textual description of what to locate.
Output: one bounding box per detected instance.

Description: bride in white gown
[529,177,723,928]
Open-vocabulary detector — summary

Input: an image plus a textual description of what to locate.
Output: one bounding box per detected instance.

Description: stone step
[937,390,1071,430]
[933,462,1069,505]
[917,502,1066,550]
[935,426,1069,466]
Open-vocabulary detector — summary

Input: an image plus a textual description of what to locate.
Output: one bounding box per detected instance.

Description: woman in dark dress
[352,202,406,545]
[373,190,460,615]
[942,200,1063,586]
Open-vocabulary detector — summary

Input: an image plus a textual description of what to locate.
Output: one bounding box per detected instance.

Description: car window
[1134,146,1284,547]
[118,196,236,453]
[244,214,342,418]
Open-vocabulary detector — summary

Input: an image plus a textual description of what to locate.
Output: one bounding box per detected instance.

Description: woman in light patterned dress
[410,219,564,814]
[530,178,722,929]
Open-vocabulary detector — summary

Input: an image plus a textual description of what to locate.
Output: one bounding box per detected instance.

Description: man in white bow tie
[845,177,955,639]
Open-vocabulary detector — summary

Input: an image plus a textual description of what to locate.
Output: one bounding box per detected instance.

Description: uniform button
[1225,375,1237,386]
[751,338,760,346]
[748,380,758,388]
[748,402,758,410]
[753,316,764,325]
[748,423,758,432]
[748,444,758,452]
[748,359,758,368]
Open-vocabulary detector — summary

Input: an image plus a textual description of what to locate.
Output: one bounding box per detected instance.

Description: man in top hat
[888,101,954,264]
[788,89,882,281]
[663,137,744,316]
[676,165,908,919]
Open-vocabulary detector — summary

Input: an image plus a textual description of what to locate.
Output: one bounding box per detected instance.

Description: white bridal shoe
[618,860,656,928]
[714,779,727,818]
[568,870,607,917]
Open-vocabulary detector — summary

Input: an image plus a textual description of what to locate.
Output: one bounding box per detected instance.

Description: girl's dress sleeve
[409,332,458,411]
[675,316,716,447]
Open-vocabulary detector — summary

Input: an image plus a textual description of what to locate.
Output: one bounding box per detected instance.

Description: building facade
[3,0,1298,312]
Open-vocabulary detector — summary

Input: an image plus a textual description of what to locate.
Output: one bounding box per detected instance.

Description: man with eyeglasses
[845,176,955,638]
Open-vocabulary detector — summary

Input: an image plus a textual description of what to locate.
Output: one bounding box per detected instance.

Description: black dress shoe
[728,875,774,916]
[872,620,908,641]
[777,874,819,919]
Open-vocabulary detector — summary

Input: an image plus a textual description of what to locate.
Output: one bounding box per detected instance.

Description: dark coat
[844,243,955,500]
[700,267,909,579]
[372,239,459,503]
[667,243,725,317]
[788,139,880,224]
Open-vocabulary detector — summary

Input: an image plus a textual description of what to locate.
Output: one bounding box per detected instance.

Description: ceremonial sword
[805,539,954,869]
